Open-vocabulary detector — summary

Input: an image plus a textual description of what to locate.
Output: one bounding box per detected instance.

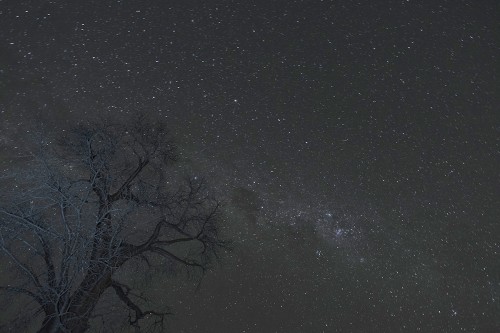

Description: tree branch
[109,159,149,203]
[111,280,171,326]
[147,246,205,271]
[0,285,44,305]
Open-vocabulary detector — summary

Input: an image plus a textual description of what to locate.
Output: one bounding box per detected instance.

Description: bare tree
[0,116,229,332]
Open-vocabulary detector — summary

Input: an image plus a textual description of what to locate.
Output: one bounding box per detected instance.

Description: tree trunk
[37,316,88,333]
[37,271,113,333]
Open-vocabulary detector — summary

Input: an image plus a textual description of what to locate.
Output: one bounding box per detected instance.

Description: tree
[0,116,229,332]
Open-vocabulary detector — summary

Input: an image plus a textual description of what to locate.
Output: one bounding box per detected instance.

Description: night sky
[1,0,499,332]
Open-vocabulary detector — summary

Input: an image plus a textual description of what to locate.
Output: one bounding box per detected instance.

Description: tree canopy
[0,116,229,332]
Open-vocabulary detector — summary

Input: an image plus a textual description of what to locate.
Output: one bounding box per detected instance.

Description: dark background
[0,0,499,331]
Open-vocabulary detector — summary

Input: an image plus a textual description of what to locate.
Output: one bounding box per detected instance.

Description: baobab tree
[0,116,229,332]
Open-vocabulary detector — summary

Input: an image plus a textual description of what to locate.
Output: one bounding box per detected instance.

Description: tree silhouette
[0,116,229,332]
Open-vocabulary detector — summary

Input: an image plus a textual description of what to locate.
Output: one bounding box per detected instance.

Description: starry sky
[0,0,499,332]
